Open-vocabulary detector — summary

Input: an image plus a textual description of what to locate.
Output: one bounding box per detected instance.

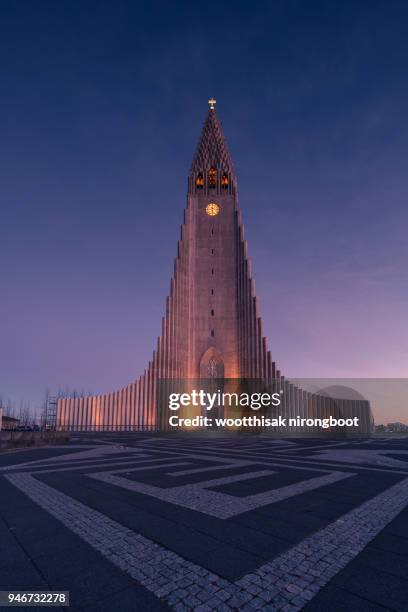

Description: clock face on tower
[206,202,220,216]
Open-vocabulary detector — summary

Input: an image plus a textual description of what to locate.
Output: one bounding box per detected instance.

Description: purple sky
[1,1,407,422]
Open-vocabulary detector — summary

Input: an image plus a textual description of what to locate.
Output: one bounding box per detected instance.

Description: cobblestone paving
[92,466,353,519]
[0,445,146,472]
[0,436,407,610]
[6,468,408,611]
[299,448,408,469]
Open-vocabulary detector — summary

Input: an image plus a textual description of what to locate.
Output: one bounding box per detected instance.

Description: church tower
[162,98,277,382]
[55,101,372,436]
[55,101,280,430]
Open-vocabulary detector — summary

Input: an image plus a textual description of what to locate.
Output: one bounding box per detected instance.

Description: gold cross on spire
[208,97,216,110]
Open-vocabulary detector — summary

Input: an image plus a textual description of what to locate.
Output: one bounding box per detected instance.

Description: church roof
[190,107,235,176]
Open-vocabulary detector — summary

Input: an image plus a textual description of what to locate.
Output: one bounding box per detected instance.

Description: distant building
[375,422,408,433]
[387,422,408,433]
[0,409,20,431]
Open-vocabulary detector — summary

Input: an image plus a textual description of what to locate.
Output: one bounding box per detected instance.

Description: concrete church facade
[55,102,373,435]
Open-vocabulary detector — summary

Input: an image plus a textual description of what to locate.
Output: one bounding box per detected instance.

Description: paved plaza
[1,435,408,611]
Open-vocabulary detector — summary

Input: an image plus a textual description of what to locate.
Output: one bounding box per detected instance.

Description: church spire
[189,100,236,195]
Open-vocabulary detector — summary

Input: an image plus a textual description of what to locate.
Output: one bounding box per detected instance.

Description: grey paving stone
[3,436,408,612]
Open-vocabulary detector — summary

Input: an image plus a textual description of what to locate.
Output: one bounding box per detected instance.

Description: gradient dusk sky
[1,1,407,422]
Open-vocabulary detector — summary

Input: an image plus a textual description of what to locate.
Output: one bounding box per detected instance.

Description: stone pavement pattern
[1,435,408,611]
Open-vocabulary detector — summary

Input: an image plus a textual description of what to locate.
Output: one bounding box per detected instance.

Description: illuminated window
[196,173,204,188]
[208,167,217,187]
[221,173,229,188]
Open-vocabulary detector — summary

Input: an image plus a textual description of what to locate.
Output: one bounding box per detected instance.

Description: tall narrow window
[211,228,214,236]
[208,167,217,187]
[196,173,204,189]
[211,330,215,337]
[208,359,218,378]
[221,172,229,188]
[211,289,214,295]
[211,309,214,316]
[211,268,214,275]
[211,249,214,255]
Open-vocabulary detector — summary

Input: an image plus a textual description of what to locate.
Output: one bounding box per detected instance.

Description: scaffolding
[43,395,58,430]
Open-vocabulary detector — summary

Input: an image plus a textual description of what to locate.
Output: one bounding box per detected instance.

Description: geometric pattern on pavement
[2,435,408,611]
